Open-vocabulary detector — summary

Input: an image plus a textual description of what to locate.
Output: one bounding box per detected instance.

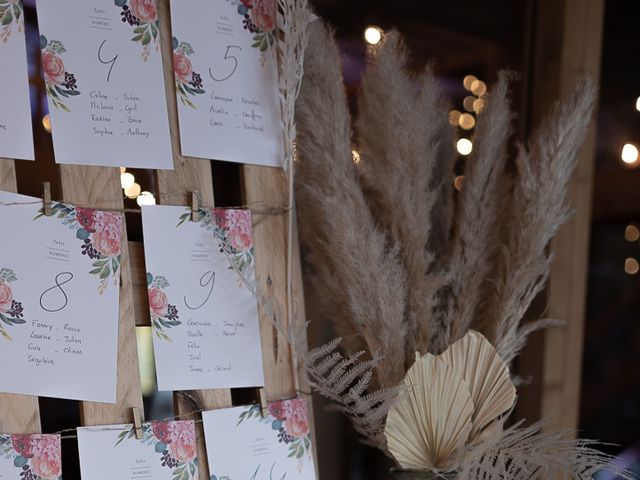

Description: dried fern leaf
[385,353,473,470]
[441,330,516,441]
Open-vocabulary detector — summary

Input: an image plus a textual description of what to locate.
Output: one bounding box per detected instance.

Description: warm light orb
[471,79,487,96]
[636,96,640,112]
[458,113,476,130]
[456,138,473,156]
[625,224,640,242]
[352,149,361,164]
[124,182,141,199]
[449,110,462,126]
[119,166,127,174]
[621,143,639,165]
[42,114,52,133]
[364,26,383,45]
[463,96,476,112]
[120,172,135,189]
[473,97,486,114]
[463,75,477,91]
[136,191,156,206]
[624,257,639,275]
[453,175,465,191]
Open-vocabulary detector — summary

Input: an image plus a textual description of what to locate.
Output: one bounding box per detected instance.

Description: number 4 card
[141,204,264,391]
[169,0,284,167]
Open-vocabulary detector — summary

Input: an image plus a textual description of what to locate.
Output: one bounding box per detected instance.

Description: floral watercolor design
[177,208,255,283]
[227,0,276,55]
[172,37,205,109]
[0,0,24,43]
[0,434,62,480]
[35,203,122,294]
[115,0,160,62]
[115,421,198,480]
[147,273,180,341]
[40,36,80,112]
[0,268,25,341]
[237,399,312,466]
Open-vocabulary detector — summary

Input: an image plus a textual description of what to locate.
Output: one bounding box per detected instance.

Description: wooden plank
[156,2,232,479]
[59,165,144,426]
[0,159,41,434]
[519,0,604,434]
[242,166,298,400]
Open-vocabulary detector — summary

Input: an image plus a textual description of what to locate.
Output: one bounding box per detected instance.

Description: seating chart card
[0,0,34,160]
[169,0,284,167]
[203,399,317,480]
[35,0,173,169]
[78,421,198,480]
[0,434,62,480]
[141,204,264,391]
[0,191,120,403]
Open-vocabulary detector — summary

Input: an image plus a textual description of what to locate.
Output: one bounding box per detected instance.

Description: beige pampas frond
[356,32,449,364]
[295,20,407,387]
[441,330,516,441]
[385,351,473,471]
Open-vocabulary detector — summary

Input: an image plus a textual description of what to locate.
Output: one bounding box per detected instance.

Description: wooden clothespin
[258,388,268,418]
[132,407,143,440]
[43,182,52,216]
[190,191,199,221]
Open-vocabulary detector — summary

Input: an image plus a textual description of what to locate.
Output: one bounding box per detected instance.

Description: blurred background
[12,0,640,478]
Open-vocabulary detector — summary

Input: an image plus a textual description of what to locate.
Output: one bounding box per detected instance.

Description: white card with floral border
[0,190,121,402]
[0,0,34,161]
[168,0,284,167]
[140,204,264,391]
[0,434,62,480]
[77,421,198,480]
[34,0,173,168]
[203,399,317,480]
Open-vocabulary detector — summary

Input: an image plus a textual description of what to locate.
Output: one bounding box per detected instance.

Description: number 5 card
[141,204,264,391]
[0,191,120,403]
[35,0,173,169]
[169,0,284,167]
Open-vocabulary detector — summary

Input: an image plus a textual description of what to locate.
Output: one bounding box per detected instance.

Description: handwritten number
[98,40,118,83]
[40,272,73,313]
[209,45,241,82]
[184,271,215,310]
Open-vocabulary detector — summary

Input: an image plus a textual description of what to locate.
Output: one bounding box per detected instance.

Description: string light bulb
[124,182,141,199]
[456,138,473,156]
[458,113,476,130]
[463,75,477,91]
[42,114,52,133]
[624,257,639,275]
[621,143,639,165]
[352,149,361,164]
[636,96,640,112]
[449,110,462,126]
[120,172,135,189]
[136,191,156,206]
[625,224,640,242]
[364,26,383,45]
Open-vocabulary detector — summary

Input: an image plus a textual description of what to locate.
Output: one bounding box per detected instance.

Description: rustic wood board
[0,158,42,434]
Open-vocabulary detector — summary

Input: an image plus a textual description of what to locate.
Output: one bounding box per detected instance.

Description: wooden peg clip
[259,388,268,418]
[132,407,143,439]
[190,191,199,221]
[43,182,52,216]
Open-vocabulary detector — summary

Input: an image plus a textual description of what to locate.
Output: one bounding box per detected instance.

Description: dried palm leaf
[441,330,516,441]
[385,352,473,471]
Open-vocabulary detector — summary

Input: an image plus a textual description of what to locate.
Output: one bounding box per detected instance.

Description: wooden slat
[59,165,144,425]
[156,3,232,479]
[0,158,41,434]
[519,0,604,434]
[242,166,298,400]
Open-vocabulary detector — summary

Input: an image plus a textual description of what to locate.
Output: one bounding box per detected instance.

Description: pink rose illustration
[250,0,276,32]
[42,51,66,86]
[130,0,158,23]
[168,421,196,463]
[92,211,122,256]
[31,435,61,480]
[283,399,309,438]
[11,434,34,458]
[152,421,172,444]
[225,210,253,251]
[268,401,287,421]
[76,207,97,233]
[213,209,228,230]
[173,51,193,84]
[148,287,168,316]
[241,0,253,7]
[0,282,13,312]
